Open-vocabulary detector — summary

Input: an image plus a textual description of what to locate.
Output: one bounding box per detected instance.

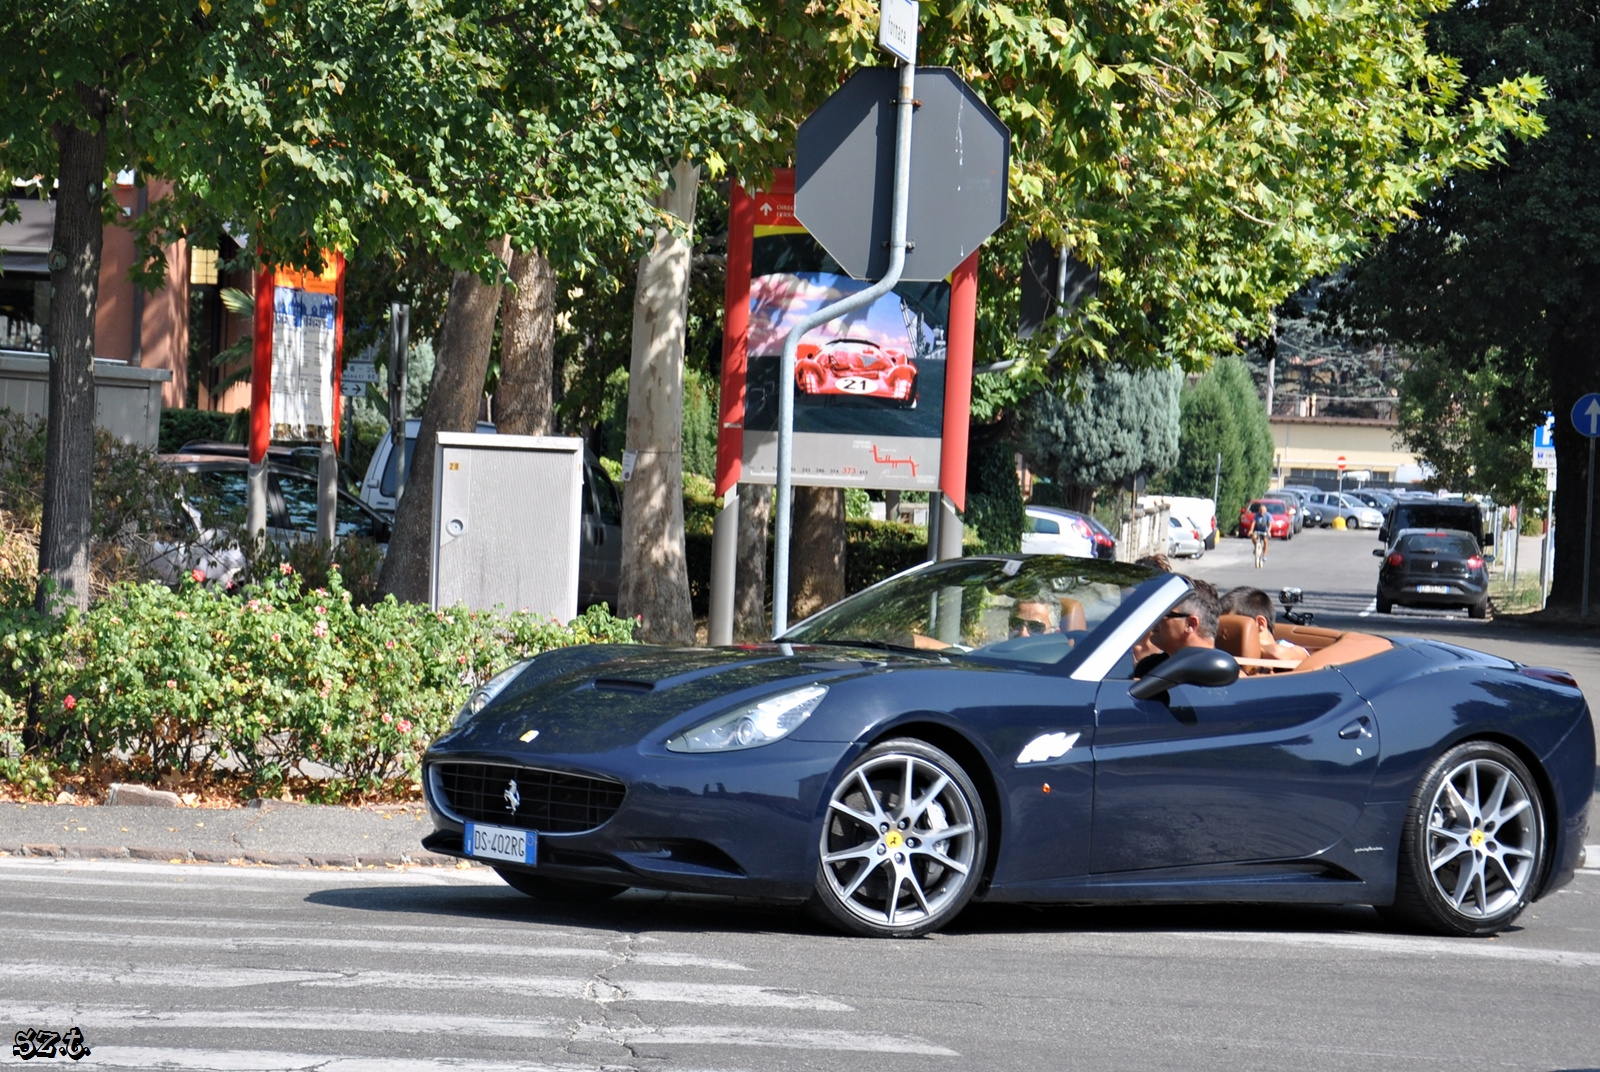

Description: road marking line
[40,1047,732,1072]
[0,1006,956,1056]
[0,857,503,887]
[0,962,342,990]
[1159,929,1600,967]
[0,909,597,943]
[1358,599,1376,618]
[12,928,748,969]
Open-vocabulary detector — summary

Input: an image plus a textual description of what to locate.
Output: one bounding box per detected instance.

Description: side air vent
[591,678,655,693]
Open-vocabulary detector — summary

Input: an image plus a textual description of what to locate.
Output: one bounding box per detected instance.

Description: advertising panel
[736,173,950,491]
[270,260,343,442]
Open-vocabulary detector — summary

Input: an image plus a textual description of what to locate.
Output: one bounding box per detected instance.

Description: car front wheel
[811,739,987,938]
[1386,742,1545,937]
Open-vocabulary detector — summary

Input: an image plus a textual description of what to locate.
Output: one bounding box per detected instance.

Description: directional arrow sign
[1574,393,1600,439]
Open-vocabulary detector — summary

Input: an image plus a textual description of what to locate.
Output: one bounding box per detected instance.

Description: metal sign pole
[1584,436,1595,618]
[773,60,917,638]
[389,302,411,506]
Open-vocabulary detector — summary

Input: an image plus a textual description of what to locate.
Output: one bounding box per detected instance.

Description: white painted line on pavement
[0,1005,957,1056]
[1,962,344,990]
[13,928,750,971]
[0,857,503,890]
[0,909,597,944]
[42,1047,735,1072]
[1162,929,1600,967]
[1358,599,1376,618]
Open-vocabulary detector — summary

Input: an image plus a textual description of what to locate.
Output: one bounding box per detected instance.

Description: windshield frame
[777,555,1178,677]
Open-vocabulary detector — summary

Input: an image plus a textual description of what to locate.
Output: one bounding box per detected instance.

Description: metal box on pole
[430,432,584,619]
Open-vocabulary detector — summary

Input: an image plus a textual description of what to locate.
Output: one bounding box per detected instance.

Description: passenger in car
[1220,587,1311,672]
[1008,588,1061,638]
[1133,579,1219,674]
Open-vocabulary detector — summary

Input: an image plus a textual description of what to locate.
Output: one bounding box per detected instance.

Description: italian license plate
[1415,585,1450,594]
[464,822,537,865]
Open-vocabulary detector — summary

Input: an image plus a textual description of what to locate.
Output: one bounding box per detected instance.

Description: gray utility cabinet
[0,351,171,448]
[430,432,584,619]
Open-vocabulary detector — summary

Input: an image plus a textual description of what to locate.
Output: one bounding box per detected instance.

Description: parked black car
[1373,528,1491,618]
[1380,500,1489,546]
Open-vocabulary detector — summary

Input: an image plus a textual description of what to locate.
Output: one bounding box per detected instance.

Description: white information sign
[877,0,918,63]
[271,283,337,441]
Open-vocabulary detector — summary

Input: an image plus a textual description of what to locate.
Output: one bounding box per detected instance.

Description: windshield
[1398,532,1479,556]
[782,556,1155,665]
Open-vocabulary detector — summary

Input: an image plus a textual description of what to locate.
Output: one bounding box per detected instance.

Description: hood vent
[591,677,656,694]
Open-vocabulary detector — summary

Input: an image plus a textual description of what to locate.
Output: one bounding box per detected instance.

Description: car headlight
[452,661,533,730]
[666,685,828,753]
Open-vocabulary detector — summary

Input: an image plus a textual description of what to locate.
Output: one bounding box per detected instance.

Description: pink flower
[397,719,412,734]
[166,679,177,689]
[271,633,281,643]
[315,605,327,616]
[190,568,206,584]
[63,695,76,711]
[315,588,327,596]
[456,654,467,665]
[384,639,395,650]
[381,712,393,724]
[313,621,328,638]
[318,685,330,698]
[279,562,293,575]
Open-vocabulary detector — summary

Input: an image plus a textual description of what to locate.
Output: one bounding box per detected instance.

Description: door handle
[1338,716,1372,741]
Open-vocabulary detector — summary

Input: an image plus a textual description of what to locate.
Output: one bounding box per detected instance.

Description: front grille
[431,762,625,834]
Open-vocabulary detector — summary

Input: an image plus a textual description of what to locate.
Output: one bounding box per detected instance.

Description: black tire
[1385,741,1545,937]
[1376,593,1393,614]
[494,868,629,903]
[1468,599,1488,620]
[809,738,988,938]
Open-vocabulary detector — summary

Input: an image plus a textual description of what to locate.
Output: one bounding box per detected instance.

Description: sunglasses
[1009,616,1050,632]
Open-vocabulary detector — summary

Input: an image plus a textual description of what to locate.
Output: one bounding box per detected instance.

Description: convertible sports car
[794,337,916,404]
[421,556,1593,939]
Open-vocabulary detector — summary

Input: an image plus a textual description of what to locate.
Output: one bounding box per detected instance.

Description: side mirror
[1483,553,1495,564]
[1130,647,1241,701]
[1372,548,1385,558]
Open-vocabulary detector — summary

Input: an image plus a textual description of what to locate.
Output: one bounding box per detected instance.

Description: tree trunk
[37,92,110,614]
[790,485,846,621]
[378,237,512,602]
[619,162,698,644]
[495,247,557,436]
[735,482,771,640]
[1547,322,1600,613]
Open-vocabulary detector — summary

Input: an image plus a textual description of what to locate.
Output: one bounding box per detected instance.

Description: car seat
[1215,614,1262,660]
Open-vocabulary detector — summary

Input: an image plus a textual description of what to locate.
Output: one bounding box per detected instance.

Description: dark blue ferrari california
[421,557,1594,939]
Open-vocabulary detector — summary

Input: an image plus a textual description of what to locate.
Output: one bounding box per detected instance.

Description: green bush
[158,408,236,453]
[0,569,635,798]
[962,442,1025,553]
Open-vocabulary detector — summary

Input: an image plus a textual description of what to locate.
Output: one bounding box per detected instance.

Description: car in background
[1141,495,1217,550]
[1167,515,1205,558]
[1349,489,1396,513]
[1264,491,1307,534]
[361,420,623,610]
[1373,528,1491,618]
[149,453,393,587]
[1308,491,1384,529]
[1238,498,1292,539]
[1277,486,1327,526]
[1022,506,1097,558]
[1380,499,1489,548]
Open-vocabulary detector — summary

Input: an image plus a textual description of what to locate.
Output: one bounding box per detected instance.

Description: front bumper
[420,740,852,902]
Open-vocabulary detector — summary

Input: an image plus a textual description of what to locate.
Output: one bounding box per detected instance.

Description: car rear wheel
[1376,592,1393,614]
[494,868,629,903]
[1468,599,1488,620]
[811,739,987,938]
[1386,742,1544,937]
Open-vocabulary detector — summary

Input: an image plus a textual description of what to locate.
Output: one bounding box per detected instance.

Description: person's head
[1009,587,1061,637]
[1151,578,1220,654]
[1222,586,1276,644]
[1135,553,1172,573]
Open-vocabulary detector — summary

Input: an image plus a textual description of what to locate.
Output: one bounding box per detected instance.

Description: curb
[0,844,475,870]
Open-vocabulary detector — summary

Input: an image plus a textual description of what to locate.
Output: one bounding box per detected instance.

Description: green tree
[1155,357,1271,523]
[962,440,1026,553]
[1331,0,1596,609]
[1018,363,1182,510]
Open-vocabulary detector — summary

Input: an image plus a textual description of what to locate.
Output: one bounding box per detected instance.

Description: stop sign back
[795,66,1010,282]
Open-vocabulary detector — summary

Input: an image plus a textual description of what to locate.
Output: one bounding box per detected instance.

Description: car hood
[432,643,936,757]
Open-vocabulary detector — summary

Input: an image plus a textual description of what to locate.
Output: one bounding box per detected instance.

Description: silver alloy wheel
[819,751,979,930]
[1425,757,1539,919]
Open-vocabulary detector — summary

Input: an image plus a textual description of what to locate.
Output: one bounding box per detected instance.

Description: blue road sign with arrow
[1574,393,1600,439]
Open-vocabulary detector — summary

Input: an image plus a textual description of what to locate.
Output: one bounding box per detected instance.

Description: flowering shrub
[0,569,634,797]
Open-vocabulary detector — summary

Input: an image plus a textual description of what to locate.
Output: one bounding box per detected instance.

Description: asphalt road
[3,528,1597,1072]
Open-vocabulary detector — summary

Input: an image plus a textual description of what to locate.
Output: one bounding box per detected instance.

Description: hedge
[0,569,634,799]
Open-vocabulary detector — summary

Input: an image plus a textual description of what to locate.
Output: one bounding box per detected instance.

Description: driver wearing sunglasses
[1008,588,1062,638]
[1132,578,1220,673]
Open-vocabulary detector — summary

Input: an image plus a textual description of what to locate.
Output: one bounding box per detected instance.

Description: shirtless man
[1221,586,1310,667]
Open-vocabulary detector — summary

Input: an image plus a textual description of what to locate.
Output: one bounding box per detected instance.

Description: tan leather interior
[1058,597,1088,633]
[1291,632,1393,672]
[1215,614,1261,660]
[1273,623,1344,652]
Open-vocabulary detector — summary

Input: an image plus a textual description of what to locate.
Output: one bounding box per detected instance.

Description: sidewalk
[0,800,473,869]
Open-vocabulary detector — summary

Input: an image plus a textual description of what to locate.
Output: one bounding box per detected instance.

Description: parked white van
[1139,494,1218,550]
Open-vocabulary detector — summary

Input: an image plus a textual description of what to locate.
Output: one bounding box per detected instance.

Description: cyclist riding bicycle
[1250,503,1272,569]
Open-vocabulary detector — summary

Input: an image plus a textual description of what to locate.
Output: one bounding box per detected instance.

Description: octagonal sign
[795,66,1010,283]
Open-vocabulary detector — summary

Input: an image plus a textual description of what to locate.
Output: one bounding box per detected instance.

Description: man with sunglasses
[1008,587,1062,638]
[1132,579,1220,673]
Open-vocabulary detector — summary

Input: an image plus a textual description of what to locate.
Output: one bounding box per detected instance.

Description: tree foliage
[1019,363,1181,501]
[1329,0,1597,608]
[1155,357,1272,522]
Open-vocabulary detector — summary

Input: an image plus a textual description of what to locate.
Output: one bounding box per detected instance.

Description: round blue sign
[1573,393,1600,439]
